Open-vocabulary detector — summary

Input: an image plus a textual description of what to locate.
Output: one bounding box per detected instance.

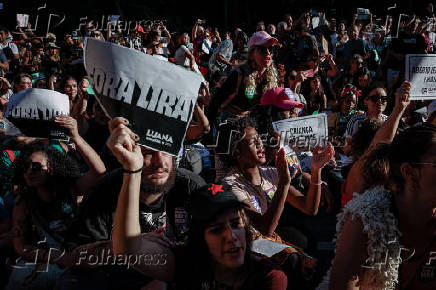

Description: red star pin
[208,184,224,195]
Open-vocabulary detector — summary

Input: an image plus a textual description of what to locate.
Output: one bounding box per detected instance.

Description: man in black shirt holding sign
[56,117,205,290]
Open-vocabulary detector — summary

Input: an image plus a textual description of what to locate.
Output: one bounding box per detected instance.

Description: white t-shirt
[174,45,190,67]
[174,45,200,73]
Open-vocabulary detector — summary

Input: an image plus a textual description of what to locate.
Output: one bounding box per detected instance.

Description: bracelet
[122,165,144,174]
[310,180,322,186]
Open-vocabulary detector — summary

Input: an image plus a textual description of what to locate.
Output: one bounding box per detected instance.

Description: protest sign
[406,54,436,100]
[272,114,328,152]
[4,88,70,140]
[357,8,370,21]
[84,38,204,156]
[16,14,29,27]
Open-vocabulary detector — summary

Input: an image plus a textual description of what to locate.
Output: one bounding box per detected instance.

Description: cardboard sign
[4,88,70,140]
[84,38,204,156]
[16,14,29,28]
[406,54,436,100]
[272,114,328,152]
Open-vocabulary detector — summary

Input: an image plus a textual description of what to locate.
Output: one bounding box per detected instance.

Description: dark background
[0,0,432,36]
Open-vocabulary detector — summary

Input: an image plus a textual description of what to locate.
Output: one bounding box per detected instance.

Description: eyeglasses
[149,43,160,48]
[255,46,273,55]
[355,60,364,66]
[410,162,436,168]
[368,94,388,103]
[288,75,297,80]
[24,162,45,173]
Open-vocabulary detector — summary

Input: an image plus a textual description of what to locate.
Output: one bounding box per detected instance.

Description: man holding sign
[56,39,206,289]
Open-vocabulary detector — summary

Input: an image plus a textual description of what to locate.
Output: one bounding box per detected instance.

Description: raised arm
[286,143,335,215]
[257,147,290,236]
[192,20,199,41]
[55,115,106,194]
[368,81,411,149]
[107,118,175,281]
[344,81,411,195]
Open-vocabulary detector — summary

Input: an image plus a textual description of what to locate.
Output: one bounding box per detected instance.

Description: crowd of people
[0,2,436,290]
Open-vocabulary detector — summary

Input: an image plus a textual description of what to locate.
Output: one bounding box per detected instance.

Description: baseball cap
[260,87,304,110]
[248,31,278,49]
[428,100,436,116]
[190,183,248,223]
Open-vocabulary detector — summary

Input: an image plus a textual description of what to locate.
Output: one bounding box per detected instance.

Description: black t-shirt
[73,167,205,244]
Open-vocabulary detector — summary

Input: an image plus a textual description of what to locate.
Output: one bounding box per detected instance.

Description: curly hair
[243,47,279,95]
[215,116,257,167]
[14,141,82,200]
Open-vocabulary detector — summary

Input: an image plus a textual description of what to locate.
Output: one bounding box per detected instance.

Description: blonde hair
[243,47,279,94]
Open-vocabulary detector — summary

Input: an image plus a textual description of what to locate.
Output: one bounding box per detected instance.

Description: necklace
[236,168,266,213]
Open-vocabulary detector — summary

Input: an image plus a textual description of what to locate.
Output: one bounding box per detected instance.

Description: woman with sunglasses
[208,31,279,121]
[342,82,389,175]
[329,82,436,290]
[6,115,106,290]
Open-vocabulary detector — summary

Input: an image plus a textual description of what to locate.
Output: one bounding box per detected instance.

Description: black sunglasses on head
[368,94,388,103]
[24,162,44,172]
[255,46,273,55]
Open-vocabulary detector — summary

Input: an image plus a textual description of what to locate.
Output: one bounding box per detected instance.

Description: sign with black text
[406,54,436,100]
[4,88,70,140]
[84,38,204,156]
[272,114,328,152]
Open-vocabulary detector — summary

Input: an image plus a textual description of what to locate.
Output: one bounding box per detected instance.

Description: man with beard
[55,117,205,290]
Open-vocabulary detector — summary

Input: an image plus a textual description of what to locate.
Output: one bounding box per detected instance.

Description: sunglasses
[289,75,297,80]
[255,46,273,55]
[149,43,160,48]
[368,94,388,103]
[24,162,45,173]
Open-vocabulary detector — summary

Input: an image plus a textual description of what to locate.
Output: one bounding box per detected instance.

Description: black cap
[191,183,248,222]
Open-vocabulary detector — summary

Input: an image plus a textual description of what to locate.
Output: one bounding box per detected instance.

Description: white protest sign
[272,114,328,151]
[16,14,29,27]
[406,54,436,100]
[84,38,204,156]
[4,88,70,140]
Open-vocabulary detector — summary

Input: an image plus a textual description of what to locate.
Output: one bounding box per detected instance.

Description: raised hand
[106,117,143,171]
[55,114,80,140]
[311,143,335,170]
[275,147,291,185]
[394,81,411,112]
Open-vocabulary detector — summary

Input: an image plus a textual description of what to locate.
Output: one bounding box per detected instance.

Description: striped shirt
[344,113,388,139]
